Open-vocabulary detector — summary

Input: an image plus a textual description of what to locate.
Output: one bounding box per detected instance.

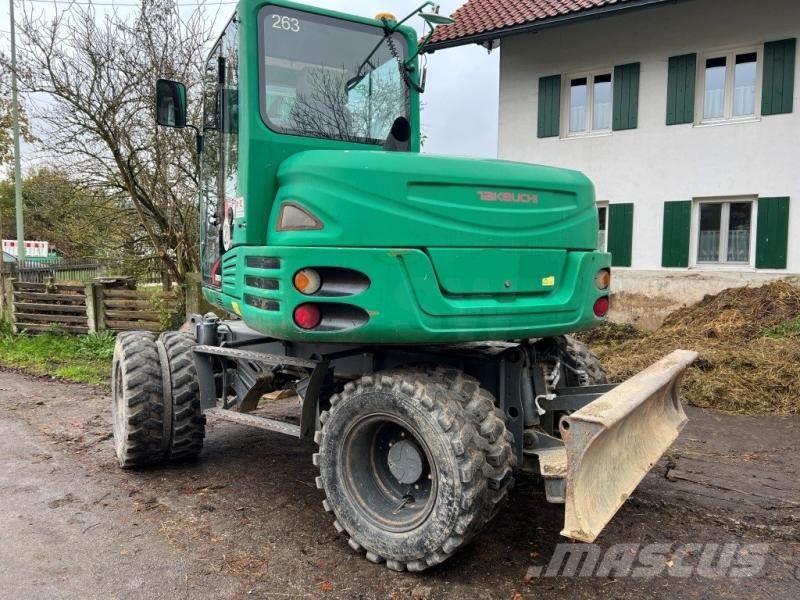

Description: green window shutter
[756,197,790,268]
[762,38,796,115]
[612,63,640,131]
[538,75,561,138]
[661,201,692,267]
[607,203,634,267]
[666,53,696,125]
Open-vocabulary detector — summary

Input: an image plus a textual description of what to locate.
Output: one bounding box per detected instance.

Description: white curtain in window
[698,231,720,262]
[570,105,585,132]
[733,85,755,116]
[569,81,587,132]
[593,78,612,130]
[597,230,607,252]
[704,59,726,119]
[727,230,750,262]
[733,57,757,117]
[704,88,725,119]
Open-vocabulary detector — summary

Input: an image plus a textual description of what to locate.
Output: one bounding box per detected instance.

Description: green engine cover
[269,150,598,250]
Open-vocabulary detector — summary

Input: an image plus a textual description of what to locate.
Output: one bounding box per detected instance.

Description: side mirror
[155,78,187,128]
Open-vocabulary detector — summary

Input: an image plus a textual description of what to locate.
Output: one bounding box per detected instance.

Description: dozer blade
[559,349,698,542]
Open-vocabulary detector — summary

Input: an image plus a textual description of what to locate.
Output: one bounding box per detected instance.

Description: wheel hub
[387,439,423,484]
[339,415,436,532]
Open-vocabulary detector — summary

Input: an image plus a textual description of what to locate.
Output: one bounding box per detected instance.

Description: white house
[428,0,799,325]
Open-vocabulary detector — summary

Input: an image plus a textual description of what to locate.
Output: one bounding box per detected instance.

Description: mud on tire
[158,331,206,460]
[563,335,608,385]
[313,371,513,572]
[111,331,166,468]
[419,367,515,524]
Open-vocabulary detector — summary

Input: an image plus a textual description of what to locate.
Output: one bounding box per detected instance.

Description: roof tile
[428,0,634,46]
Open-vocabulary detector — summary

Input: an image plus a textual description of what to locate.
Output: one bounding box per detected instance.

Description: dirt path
[0,369,798,599]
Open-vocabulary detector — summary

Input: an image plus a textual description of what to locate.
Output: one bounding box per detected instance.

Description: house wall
[498,0,800,323]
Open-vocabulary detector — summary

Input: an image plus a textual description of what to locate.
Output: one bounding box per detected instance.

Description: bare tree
[288,66,405,143]
[0,66,35,168]
[6,0,214,283]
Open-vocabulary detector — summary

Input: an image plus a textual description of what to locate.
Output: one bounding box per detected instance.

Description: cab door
[201,16,239,287]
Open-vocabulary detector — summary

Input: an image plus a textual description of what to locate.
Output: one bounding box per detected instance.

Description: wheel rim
[111,361,124,456]
[339,413,437,533]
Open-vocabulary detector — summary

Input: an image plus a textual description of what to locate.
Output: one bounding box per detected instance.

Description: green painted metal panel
[613,63,640,131]
[427,248,567,294]
[204,245,611,344]
[762,39,796,115]
[607,203,633,267]
[272,150,599,249]
[538,74,562,138]
[661,201,691,267]
[666,53,696,125]
[756,197,790,269]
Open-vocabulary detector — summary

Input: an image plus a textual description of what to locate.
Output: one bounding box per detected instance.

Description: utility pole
[9,0,25,263]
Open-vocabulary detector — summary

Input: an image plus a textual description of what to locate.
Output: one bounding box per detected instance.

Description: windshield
[260,6,409,144]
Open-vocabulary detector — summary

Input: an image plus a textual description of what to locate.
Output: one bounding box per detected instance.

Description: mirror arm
[185,123,204,157]
[389,1,436,31]
[404,26,435,69]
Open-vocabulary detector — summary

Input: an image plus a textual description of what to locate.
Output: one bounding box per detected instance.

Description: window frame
[696,45,763,125]
[689,196,758,269]
[561,69,614,137]
[596,201,609,252]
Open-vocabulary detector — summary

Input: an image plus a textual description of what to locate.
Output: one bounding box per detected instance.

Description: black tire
[313,372,509,572]
[111,331,166,468]
[564,335,608,385]
[158,331,206,460]
[417,367,515,524]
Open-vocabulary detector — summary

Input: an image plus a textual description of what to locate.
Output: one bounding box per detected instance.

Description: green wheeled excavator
[111,0,697,572]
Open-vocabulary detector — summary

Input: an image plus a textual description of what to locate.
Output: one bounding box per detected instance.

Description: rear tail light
[595,268,611,290]
[294,268,322,295]
[293,303,322,329]
[593,296,610,318]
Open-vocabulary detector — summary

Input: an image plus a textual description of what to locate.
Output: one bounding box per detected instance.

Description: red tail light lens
[593,296,610,318]
[293,303,322,329]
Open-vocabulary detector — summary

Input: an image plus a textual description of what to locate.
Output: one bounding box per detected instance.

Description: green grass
[763,317,800,339]
[0,322,114,386]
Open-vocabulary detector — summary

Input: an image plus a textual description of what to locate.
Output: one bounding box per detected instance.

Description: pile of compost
[580,281,800,414]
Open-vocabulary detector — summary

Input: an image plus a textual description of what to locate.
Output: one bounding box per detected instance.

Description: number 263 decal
[272,15,300,32]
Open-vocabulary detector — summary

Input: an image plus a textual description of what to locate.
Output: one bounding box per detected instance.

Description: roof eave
[424,0,692,53]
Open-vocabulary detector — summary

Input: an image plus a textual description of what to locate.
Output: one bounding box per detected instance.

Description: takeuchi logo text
[477,190,539,204]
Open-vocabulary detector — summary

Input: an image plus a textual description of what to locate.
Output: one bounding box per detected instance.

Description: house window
[597,203,608,251]
[566,71,612,134]
[700,49,760,122]
[695,199,754,265]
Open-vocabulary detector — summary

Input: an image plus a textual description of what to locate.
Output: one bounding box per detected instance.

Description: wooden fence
[10,281,91,334]
[99,287,180,332]
[2,257,166,285]
[3,278,182,334]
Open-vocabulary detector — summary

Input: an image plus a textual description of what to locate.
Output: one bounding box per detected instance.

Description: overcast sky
[1,0,499,164]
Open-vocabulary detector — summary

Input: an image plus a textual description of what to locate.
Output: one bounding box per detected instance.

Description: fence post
[1,277,13,325]
[91,280,107,331]
[85,282,98,332]
[6,278,18,333]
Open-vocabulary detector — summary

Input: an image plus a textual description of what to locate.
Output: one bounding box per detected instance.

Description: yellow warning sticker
[541,276,555,287]
[231,301,242,316]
